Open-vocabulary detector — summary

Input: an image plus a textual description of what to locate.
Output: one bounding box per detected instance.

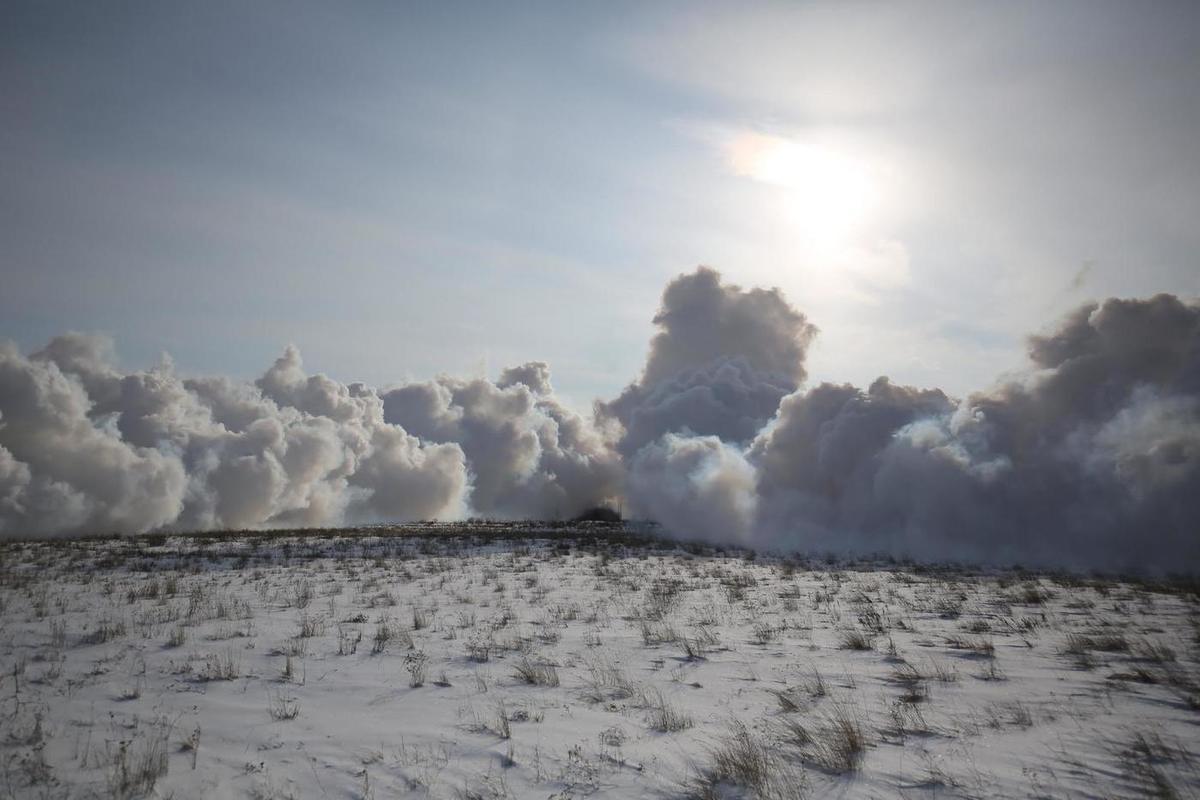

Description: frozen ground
[1,524,1197,799]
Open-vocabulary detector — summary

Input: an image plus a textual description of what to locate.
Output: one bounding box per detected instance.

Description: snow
[1,525,1197,798]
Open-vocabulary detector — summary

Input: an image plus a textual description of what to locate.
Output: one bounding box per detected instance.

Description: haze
[4,1,1197,405]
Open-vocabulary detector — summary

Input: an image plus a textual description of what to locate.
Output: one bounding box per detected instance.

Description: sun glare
[729,132,880,248]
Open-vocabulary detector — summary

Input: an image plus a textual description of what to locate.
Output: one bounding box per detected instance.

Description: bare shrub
[644,579,685,620]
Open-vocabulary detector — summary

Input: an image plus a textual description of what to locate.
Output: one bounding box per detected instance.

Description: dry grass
[511,656,559,687]
[105,716,174,799]
[646,688,693,732]
[690,719,804,800]
[1,528,1196,799]
[798,702,868,774]
[1118,731,1185,799]
[268,689,301,720]
[838,629,874,651]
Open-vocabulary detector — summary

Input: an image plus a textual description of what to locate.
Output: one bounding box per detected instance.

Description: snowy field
[1,524,1197,799]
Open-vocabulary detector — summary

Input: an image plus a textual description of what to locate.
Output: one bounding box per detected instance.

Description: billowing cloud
[1,269,1197,573]
[604,356,797,458]
[0,337,469,535]
[599,266,818,456]
[0,340,186,535]
[381,365,621,520]
[626,433,757,545]
[633,290,1200,571]
[640,266,818,386]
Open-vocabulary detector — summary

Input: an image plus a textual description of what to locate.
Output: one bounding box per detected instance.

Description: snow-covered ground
[1,525,1197,799]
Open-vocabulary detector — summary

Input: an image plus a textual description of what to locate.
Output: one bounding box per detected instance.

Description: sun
[728,132,879,249]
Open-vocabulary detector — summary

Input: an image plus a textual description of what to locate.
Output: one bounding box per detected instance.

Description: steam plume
[2,267,1197,572]
[598,266,817,456]
[380,368,621,519]
[621,278,1199,572]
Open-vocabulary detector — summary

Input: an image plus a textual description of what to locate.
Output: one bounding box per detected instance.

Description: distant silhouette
[573,506,622,523]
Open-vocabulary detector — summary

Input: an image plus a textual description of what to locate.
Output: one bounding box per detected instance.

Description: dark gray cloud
[641,290,1200,572]
[599,267,817,456]
[640,266,817,386]
[604,356,797,458]
[750,377,954,538]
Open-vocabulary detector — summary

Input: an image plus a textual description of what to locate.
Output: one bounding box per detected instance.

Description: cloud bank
[624,276,1199,572]
[0,337,613,536]
[2,268,1197,572]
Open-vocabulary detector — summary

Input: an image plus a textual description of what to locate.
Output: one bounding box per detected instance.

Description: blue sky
[3,1,1198,410]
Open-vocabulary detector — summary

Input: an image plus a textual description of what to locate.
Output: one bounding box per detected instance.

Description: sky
[3,0,1199,411]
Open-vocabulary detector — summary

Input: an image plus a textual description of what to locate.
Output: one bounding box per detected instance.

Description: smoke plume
[380,368,621,519]
[620,279,1199,572]
[598,266,817,456]
[2,267,1197,572]
[0,337,614,535]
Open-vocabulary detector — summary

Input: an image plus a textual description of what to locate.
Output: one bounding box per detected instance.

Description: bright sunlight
[728,131,880,249]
